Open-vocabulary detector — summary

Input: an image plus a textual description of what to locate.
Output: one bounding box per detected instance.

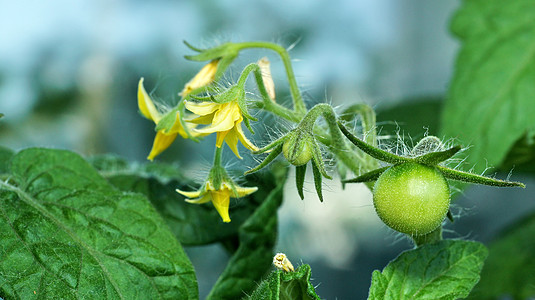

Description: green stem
[209,146,227,190]
[412,227,443,247]
[213,146,223,167]
[236,41,307,115]
[234,62,302,123]
[252,71,302,122]
[236,63,258,87]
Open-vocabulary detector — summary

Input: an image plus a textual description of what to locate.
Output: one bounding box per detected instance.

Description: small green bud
[282,130,314,166]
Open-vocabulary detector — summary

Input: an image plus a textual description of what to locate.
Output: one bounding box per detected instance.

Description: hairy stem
[412,227,443,247]
[213,145,223,167]
[236,41,307,115]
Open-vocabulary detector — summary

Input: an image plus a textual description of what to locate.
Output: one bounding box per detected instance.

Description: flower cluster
[137,42,265,222]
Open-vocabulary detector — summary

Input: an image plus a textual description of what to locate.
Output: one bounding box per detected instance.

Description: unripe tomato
[373,162,450,236]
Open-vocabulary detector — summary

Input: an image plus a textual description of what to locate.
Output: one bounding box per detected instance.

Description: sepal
[183,41,240,79]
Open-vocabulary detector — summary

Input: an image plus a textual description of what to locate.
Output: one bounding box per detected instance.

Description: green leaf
[0,146,14,175]
[442,0,535,173]
[377,98,442,138]
[0,148,197,299]
[90,154,188,185]
[245,264,320,300]
[500,131,535,173]
[91,155,279,246]
[468,212,535,299]
[368,240,488,300]
[207,163,288,300]
[91,155,290,299]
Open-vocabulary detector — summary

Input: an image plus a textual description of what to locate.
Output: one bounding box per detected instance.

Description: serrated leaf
[245,264,320,300]
[368,240,488,300]
[468,212,535,299]
[207,163,288,300]
[442,0,535,173]
[0,148,197,299]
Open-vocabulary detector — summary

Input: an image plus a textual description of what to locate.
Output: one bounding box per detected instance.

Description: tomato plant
[1,1,534,299]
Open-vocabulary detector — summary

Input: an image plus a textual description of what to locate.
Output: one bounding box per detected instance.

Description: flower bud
[282,131,314,166]
[180,59,219,96]
[257,57,276,101]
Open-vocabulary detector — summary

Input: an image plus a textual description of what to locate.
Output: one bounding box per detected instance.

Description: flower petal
[235,122,259,151]
[138,78,161,123]
[210,189,231,223]
[193,102,239,134]
[176,188,203,199]
[184,193,212,204]
[215,130,229,148]
[224,129,242,159]
[180,59,219,96]
[187,114,214,125]
[147,131,178,161]
[233,186,258,198]
[185,101,219,116]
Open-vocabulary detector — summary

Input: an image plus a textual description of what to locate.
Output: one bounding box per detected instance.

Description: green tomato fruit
[373,162,450,236]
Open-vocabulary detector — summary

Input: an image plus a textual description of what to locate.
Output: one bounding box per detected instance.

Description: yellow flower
[177,181,257,223]
[185,100,259,159]
[180,59,220,96]
[138,78,199,160]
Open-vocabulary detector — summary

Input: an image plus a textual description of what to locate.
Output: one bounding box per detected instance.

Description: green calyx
[154,102,199,141]
[183,41,239,79]
[191,82,257,134]
[338,121,525,188]
[208,147,239,195]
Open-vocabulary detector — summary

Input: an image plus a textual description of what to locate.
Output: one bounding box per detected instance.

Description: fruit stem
[412,227,443,247]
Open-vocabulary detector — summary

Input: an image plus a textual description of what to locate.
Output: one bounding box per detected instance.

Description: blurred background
[1,1,534,299]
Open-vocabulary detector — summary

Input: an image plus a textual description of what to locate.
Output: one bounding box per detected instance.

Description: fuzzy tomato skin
[373,162,450,236]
